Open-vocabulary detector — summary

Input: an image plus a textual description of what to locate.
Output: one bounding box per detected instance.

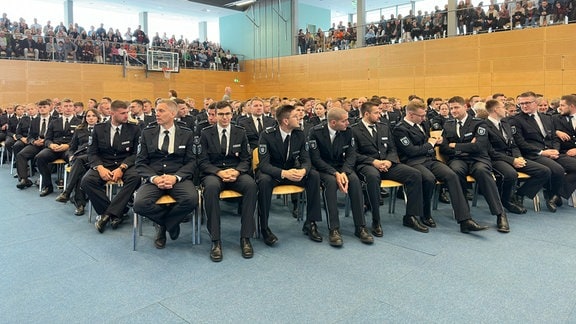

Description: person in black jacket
[308,107,374,247]
[256,105,323,246]
[81,100,141,233]
[238,97,276,150]
[352,101,431,235]
[484,100,550,214]
[197,101,256,262]
[55,108,100,215]
[133,99,198,249]
[440,96,509,233]
[552,94,576,198]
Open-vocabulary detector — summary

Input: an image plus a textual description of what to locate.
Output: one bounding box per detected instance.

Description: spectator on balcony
[498,3,511,29]
[0,30,13,58]
[365,27,376,45]
[539,0,553,26]
[485,4,499,30]
[81,40,94,62]
[525,1,539,27]
[63,37,77,62]
[20,33,38,60]
[95,23,106,39]
[552,1,568,23]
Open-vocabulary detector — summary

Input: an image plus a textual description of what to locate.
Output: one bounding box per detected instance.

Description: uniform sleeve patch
[308,139,317,150]
[400,136,410,146]
[259,144,268,155]
[477,127,486,136]
[351,137,355,147]
[511,126,516,135]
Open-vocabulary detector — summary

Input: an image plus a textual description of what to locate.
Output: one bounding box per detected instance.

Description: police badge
[259,144,267,155]
[309,139,317,149]
[400,136,410,146]
[477,127,486,135]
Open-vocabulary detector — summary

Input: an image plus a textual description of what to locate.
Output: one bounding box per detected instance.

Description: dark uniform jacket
[351,121,399,166]
[552,114,576,154]
[257,127,310,179]
[485,118,521,165]
[393,120,437,166]
[135,123,196,183]
[88,120,141,169]
[14,116,31,140]
[45,115,81,146]
[197,124,251,177]
[509,111,559,159]
[67,126,92,158]
[439,117,492,165]
[238,114,276,150]
[308,123,356,175]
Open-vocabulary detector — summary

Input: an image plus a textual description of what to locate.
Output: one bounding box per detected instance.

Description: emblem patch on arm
[259,144,268,155]
[400,136,410,146]
[308,139,317,150]
[477,127,486,136]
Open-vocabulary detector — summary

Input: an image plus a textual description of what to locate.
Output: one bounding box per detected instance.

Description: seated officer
[257,104,323,246]
[440,96,509,233]
[552,94,576,199]
[352,101,431,235]
[484,99,550,213]
[238,97,276,150]
[308,107,374,247]
[81,100,141,233]
[197,100,257,262]
[134,99,198,249]
[36,98,81,197]
[394,100,488,234]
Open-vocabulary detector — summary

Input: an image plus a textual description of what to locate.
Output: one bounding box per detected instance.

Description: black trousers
[202,174,257,241]
[532,155,576,198]
[81,167,141,218]
[449,159,503,216]
[257,169,322,232]
[35,148,67,189]
[357,163,424,223]
[16,144,42,180]
[319,171,365,230]
[492,160,550,204]
[133,180,198,233]
[412,160,471,223]
[65,155,90,206]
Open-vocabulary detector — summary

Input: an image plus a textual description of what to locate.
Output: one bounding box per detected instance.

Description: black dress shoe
[262,227,278,246]
[74,205,85,216]
[155,224,167,249]
[371,223,383,237]
[55,192,70,203]
[439,190,450,204]
[460,219,489,233]
[210,241,222,262]
[420,217,437,228]
[403,215,429,233]
[302,221,323,242]
[95,214,110,233]
[39,187,53,197]
[504,202,527,214]
[16,178,33,189]
[497,213,510,233]
[465,191,474,201]
[380,188,390,198]
[110,216,124,229]
[511,194,524,206]
[554,195,563,207]
[328,229,343,247]
[354,226,374,244]
[546,198,558,213]
[168,224,180,240]
[240,237,253,259]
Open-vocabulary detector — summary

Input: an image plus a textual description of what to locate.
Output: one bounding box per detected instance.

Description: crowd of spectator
[297,0,576,53]
[0,13,240,70]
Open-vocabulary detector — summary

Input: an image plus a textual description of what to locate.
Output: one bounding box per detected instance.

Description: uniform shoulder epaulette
[444,119,456,124]
[311,123,325,131]
[175,120,189,128]
[264,126,277,133]
[350,121,360,128]
[233,123,245,130]
[292,128,303,134]
[472,117,483,121]
[144,121,158,129]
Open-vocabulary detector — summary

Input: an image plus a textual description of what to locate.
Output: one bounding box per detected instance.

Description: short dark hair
[111,100,128,111]
[276,104,295,121]
[215,101,231,110]
[561,94,576,107]
[448,96,466,105]
[485,99,500,113]
[360,101,376,116]
[518,91,537,98]
[131,99,143,106]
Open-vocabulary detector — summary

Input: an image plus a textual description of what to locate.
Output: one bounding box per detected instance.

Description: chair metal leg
[471,183,478,207]
[132,211,138,251]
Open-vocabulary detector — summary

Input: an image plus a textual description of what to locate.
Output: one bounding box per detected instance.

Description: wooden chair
[132,191,202,251]
[345,179,406,218]
[251,148,306,236]
[39,158,67,192]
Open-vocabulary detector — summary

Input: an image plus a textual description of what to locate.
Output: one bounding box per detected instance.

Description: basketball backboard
[147,50,180,73]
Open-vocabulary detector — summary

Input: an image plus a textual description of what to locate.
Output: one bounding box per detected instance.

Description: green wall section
[220,1,330,59]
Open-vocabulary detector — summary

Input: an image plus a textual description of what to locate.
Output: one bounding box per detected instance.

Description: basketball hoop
[162,67,171,79]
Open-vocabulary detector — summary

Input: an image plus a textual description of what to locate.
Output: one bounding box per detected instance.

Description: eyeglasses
[518,101,534,106]
[217,112,232,116]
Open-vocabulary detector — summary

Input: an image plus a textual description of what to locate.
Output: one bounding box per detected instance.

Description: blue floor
[1,165,576,323]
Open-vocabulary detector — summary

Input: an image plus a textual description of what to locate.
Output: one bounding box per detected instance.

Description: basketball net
[162,67,171,79]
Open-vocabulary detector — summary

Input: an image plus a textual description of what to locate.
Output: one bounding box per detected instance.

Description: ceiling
[56,0,409,21]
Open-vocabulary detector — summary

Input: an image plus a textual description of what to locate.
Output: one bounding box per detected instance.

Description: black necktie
[368,124,377,140]
[498,123,508,140]
[161,130,170,153]
[88,126,93,133]
[113,126,121,148]
[257,117,263,133]
[284,134,290,159]
[221,129,227,155]
[40,118,46,136]
[414,123,424,134]
[568,115,575,130]
[457,121,463,137]
[64,118,70,130]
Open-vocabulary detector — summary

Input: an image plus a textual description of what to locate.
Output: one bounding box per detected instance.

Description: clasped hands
[152,174,178,189]
[217,168,240,182]
[281,168,306,182]
[372,159,393,173]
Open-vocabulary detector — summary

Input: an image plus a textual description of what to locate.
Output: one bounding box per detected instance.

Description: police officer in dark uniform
[256,105,323,245]
[238,97,276,150]
[440,96,509,233]
[552,94,576,199]
[134,99,198,249]
[308,107,374,247]
[510,91,576,211]
[197,100,257,262]
[82,100,141,233]
[353,100,431,235]
[36,99,81,197]
[394,100,489,233]
[484,99,550,213]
